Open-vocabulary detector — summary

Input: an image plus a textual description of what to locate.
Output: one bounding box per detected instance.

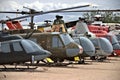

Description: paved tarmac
[0,57,120,80]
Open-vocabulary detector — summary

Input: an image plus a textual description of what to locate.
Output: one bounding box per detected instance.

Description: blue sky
[0,0,120,23]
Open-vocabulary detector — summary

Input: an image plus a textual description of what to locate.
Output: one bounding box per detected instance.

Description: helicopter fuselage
[0,39,51,64]
[20,32,83,62]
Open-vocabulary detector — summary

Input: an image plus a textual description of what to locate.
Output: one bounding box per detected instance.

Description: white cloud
[0,0,91,21]
[0,0,119,22]
[0,0,22,11]
[0,0,91,11]
[23,1,72,11]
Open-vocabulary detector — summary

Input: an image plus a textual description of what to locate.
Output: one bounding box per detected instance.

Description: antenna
[16,9,19,17]
[6,16,11,19]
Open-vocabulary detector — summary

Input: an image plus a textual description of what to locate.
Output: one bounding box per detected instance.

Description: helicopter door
[12,41,29,62]
[50,36,65,58]
[0,42,12,64]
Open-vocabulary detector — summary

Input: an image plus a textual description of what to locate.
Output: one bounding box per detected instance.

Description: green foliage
[83,12,120,23]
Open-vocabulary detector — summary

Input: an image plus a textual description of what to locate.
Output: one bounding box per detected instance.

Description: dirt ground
[0,57,120,80]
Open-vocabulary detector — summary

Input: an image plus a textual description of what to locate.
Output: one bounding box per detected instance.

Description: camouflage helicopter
[0,31,51,70]
[20,32,83,63]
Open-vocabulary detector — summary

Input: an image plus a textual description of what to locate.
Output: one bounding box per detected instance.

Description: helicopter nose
[113,42,120,55]
[113,43,120,50]
[66,44,83,57]
[44,50,52,57]
[33,50,52,61]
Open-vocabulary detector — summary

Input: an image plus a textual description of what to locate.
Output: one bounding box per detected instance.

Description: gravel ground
[0,57,120,80]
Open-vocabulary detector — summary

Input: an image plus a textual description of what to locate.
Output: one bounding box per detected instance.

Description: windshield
[106,35,118,44]
[112,35,119,44]
[80,37,95,51]
[21,39,43,53]
[60,34,74,45]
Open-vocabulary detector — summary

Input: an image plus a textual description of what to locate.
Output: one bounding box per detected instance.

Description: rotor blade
[0,11,20,13]
[55,9,120,12]
[2,4,90,21]
[0,11,30,14]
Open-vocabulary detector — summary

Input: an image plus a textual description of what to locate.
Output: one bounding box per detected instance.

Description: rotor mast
[23,6,35,29]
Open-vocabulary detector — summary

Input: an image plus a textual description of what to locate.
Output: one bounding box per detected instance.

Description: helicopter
[17,32,83,63]
[0,32,51,69]
[89,37,113,60]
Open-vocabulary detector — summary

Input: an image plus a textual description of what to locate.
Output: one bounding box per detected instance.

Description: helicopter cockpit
[105,34,120,50]
[0,39,51,64]
[60,33,74,45]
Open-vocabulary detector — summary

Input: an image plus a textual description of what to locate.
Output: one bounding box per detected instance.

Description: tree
[83,12,120,23]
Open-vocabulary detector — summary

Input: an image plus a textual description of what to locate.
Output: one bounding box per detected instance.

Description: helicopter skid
[25,62,73,67]
[0,67,37,71]
[48,62,73,67]
[0,65,37,71]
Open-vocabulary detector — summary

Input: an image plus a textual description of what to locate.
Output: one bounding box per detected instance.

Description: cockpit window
[13,42,23,52]
[21,40,43,53]
[106,35,118,44]
[0,42,1,52]
[60,34,74,45]
[1,43,11,53]
[91,39,98,47]
[52,36,63,48]
[74,38,80,44]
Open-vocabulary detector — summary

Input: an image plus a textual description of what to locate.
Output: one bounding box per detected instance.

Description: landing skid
[48,62,73,67]
[0,65,37,71]
[90,56,110,63]
[0,67,37,71]
[26,62,73,67]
